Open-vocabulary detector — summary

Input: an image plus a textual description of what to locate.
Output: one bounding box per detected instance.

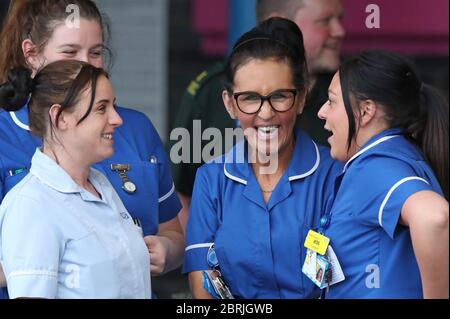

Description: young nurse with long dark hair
[318,50,448,298]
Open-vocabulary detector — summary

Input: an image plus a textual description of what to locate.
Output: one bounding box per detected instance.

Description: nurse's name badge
[111,163,137,194]
[304,230,330,256]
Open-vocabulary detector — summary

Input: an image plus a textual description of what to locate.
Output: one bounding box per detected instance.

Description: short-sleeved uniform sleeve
[111,107,182,233]
[182,165,220,273]
[0,196,61,298]
[153,128,181,224]
[127,108,181,223]
[135,113,182,223]
[349,155,433,238]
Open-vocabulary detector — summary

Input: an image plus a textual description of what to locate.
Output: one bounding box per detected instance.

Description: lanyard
[318,172,345,234]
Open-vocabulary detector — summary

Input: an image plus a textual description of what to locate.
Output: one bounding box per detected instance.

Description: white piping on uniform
[224,165,247,185]
[10,112,30,131]
[185,242,214,252]
[158,183,175,203]
[378,176,429,227]
[8,269,57,281]
[289,141,320,181]
[343,135,399,173]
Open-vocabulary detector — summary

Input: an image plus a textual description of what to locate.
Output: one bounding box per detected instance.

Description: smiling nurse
[0,60,152,298]
[183,18,342,299]
[0,0,183,298]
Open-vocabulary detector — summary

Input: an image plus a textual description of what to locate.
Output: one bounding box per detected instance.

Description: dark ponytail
[418,84,449,200]
[339,49,448,200]
[2,60,108,140]
[0,67,33,111]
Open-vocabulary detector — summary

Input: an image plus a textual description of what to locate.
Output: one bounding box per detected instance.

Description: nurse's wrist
[157,232,184,274]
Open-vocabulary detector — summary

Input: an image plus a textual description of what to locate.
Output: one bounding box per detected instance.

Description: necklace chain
[256,173,277,194]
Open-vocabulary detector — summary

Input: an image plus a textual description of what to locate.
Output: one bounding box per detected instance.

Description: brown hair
[0,0,111,83]
[225,18,308,95]
[0,60,109,139]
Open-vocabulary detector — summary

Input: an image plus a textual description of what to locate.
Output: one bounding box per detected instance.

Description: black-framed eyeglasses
[232,89,298,115]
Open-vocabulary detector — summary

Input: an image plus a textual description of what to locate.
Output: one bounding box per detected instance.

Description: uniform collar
[287,130,321,181]
[223,129,321,185]
[30,148,107,202]
[343,128,403,173]
[10,104,30,131]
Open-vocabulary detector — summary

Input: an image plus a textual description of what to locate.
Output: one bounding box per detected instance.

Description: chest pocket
[95,160,160,235]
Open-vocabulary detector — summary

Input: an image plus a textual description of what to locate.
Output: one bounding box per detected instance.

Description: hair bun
[0,67,33,112]
[262,17,305,57]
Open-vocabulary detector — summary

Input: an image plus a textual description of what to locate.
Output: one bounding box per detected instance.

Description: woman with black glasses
[182,17,342,299]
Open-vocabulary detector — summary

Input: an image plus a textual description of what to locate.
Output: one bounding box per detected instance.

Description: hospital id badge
[304,230,330,255]
[302,246,345,289]
[202,270,234,299]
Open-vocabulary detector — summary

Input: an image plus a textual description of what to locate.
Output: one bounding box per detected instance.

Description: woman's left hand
[144,235,170,275]
[144,215,185,276]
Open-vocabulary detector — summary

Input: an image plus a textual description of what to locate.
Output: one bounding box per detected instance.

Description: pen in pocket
[8,168,27,176]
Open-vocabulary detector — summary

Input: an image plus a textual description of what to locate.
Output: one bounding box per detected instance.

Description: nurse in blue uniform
[0,0,183,297]
[183,18,342,299]
[317,50,449,298]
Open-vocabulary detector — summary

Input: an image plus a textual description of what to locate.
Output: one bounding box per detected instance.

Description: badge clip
[202,269,234,299]
[202,245,234,299]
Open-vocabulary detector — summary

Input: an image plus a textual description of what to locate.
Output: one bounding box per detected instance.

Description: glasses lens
[270,90,296,111]
[236,92,262,114]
